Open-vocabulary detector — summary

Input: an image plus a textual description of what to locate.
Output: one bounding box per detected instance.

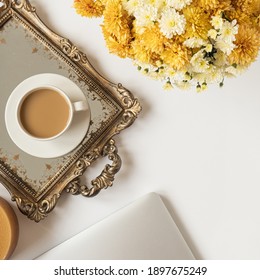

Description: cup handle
[72,100,88,112]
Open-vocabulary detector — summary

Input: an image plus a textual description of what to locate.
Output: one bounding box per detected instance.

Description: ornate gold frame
[0,0,141,222]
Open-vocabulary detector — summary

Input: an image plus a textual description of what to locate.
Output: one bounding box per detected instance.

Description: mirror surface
[0,17,121,193]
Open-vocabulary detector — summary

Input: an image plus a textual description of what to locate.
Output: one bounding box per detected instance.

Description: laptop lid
[36,192,194,260]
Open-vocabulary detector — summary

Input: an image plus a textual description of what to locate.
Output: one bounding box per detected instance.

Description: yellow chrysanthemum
[228,24,260,66]
[131,38,160,64]
[103,0,132,38]
[161,42,191,70]
[182,6,211,40]
[253,0,260,15]
[249,0,260,32]
[102,27,132,58]
[250,0,260,14]
[226,9,248,24]
[231,0,259,15]
[256,14,260,31]
[230,0,260,28]
[73,0,104,17]
[193,0,231,11]
[101,0,132,58]
[136,24,167,54]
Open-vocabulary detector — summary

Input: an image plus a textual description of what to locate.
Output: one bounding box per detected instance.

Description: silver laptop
[36,192,195,260]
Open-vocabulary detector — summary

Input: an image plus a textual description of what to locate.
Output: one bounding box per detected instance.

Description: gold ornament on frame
[0,0,141,222]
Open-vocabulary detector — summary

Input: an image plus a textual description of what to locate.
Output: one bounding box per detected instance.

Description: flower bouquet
[74,0,260,91]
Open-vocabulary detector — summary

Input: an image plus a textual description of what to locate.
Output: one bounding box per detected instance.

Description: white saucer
[5,73,91,158]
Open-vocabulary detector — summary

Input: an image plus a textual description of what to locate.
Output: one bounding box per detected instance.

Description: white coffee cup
[16,85,88,141]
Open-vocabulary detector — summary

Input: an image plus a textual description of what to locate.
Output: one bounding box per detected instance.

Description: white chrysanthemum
[155,60,163,67]
[170,70,187,83]
[213,50,227,67]
[166,0,193,10]
[151,65,175,81]
[159,7,186,38]
[211,15,223,30]
[205,44,213,53]
[145,0,165,10]
[134,5,158,26]
[165,68,176,78]
[225,65,246,77]
[218,20,239,43]
[190,50,210,73]
[184,72,192,81]
[135,61,158,72]
[206,65,224,83]
[134,61,164,79]
[190,49,204,63]
[163,82,174,90]
[175,80,192,90]
[225,65,238,76]
[208,29,218,40]
[184,37,207,48]
[191,64,224,85]
[215,39,236,55]
[149,71,163,80]
[193,72,207,84]
[193,59,210,73]
[123,0,142,15]
[166,69,194,89]
[132,20,147,34]
[198,83,208,92]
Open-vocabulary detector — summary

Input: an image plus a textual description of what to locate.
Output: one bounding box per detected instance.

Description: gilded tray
[0,0,141,222]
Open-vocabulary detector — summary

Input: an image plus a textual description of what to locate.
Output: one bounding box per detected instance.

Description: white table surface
[1,0,260,260]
